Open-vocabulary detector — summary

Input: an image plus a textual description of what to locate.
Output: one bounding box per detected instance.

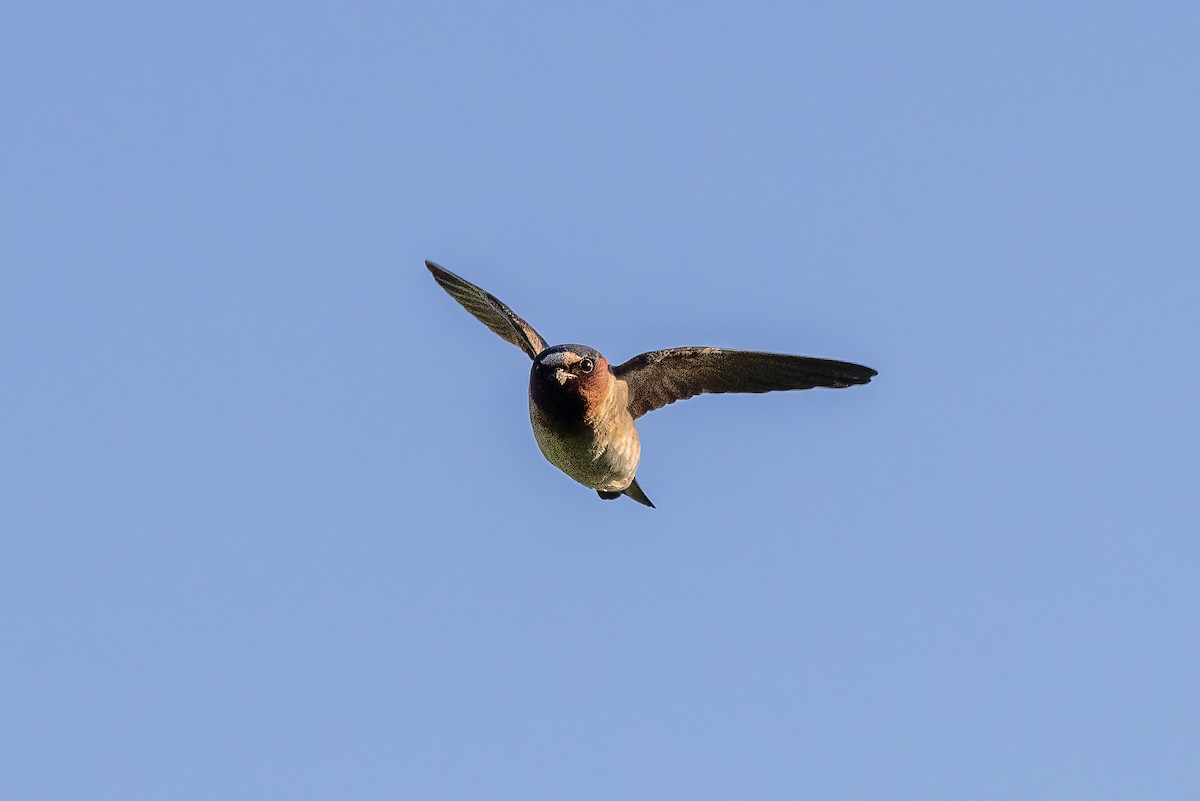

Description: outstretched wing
[614,347,877,419]
[425,261,548,360]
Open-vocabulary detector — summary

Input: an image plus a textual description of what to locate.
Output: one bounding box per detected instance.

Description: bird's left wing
[425,261,548,360]
[614,347,877,420]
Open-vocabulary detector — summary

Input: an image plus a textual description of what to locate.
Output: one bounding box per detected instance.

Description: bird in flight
[426,260,876,508]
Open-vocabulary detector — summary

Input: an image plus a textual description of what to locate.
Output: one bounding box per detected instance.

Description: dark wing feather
[614,347,877,419]
[425,261,548,359]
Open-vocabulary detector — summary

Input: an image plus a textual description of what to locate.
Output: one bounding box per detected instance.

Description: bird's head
[530,344,612,425]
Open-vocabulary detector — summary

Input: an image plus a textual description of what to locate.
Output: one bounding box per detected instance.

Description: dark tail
[622,478,655,508]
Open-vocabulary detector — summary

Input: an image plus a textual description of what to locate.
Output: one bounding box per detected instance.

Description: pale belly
[529,412,641,492]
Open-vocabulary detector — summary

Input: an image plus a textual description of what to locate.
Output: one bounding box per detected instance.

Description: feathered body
[528,345,641,493]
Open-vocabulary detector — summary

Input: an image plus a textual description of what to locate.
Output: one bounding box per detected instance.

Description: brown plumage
[615,347,875,419]
[426,262,547,358]
[425,260,876,508]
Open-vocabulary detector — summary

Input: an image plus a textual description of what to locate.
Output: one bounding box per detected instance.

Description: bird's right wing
[425,261,548,360]
[614,347,877,420]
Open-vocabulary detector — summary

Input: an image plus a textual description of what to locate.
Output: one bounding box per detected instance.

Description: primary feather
[425,261,548,359]
[614,347,877,419]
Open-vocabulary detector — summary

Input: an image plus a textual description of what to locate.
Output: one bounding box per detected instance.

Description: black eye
[579,358,594,374]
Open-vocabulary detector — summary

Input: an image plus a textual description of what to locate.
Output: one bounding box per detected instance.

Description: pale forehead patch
[545,350,594,368]
[537,345,604,370]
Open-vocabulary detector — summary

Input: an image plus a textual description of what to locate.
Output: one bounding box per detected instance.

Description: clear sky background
[3,2,1198,799]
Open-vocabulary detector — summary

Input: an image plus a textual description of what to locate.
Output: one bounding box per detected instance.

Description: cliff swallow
[426,260,876,508]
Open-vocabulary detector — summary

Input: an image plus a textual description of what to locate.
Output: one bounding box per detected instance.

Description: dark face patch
[529,360,586,428]
[529,346,609,429]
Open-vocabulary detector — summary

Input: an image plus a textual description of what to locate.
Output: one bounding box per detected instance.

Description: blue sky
[3,2,1198,799]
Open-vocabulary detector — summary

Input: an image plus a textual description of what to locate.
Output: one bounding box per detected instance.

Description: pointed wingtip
[425,260,456,288]
[838,362,877,386]
[851,369,877,386]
